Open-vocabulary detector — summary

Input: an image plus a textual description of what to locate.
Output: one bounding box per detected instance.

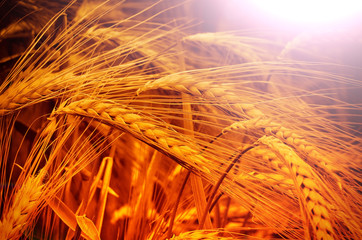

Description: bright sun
[250,0,362,25]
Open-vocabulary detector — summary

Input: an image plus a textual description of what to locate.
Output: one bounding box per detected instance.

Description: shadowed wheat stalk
[0,0,361,239]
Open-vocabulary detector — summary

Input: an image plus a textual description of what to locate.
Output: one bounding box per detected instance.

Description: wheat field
[0,0,361,239]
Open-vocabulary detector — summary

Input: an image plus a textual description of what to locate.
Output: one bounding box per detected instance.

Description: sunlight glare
[250,0,362,25]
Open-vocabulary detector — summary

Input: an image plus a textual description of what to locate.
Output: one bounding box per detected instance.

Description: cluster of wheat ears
[0,0,361,239]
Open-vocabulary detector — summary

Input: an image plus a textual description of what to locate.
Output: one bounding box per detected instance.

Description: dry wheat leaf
[47,196,77,231]
[76,215,101,240]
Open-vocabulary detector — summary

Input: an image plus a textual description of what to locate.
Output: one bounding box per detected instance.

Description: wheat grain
[168,229,235,240]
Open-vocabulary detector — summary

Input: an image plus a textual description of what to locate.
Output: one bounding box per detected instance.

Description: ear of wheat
[0,0,361,239]
[0,169,46,239]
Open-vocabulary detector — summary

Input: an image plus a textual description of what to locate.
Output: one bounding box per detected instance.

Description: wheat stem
[167,170,191,239]
[199,145,255,229]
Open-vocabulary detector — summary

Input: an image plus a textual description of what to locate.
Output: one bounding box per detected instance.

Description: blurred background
[189,0,362,134]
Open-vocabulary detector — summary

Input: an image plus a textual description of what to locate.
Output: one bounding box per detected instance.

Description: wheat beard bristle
[0,170,46,240]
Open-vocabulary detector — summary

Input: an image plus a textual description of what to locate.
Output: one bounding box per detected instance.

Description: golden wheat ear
[0,169,46,240]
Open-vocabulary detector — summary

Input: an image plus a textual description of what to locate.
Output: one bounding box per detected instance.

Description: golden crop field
[0,1,361,239]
